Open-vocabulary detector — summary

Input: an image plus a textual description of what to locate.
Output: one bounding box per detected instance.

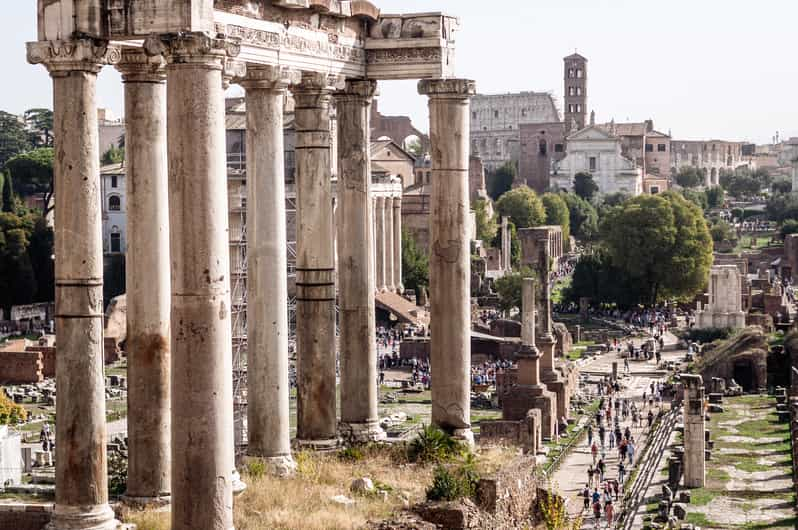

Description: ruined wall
[518,122,566,193]
[0,351,43,384]
[0,504,50,530]
[25,346,56,378]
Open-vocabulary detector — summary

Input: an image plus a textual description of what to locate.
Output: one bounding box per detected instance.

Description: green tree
[495,186,546,229]
[766,192,798,223]
[705,186,725,209]
[600,192,712,305]
[721,167,763,198]
[101,145,125,165]
[675,166,703,188]
[709,220,733,243]
[28,216,54,303]
[771,178,792,195]
[486,162,516,201]
[561,192,598,241]
[24,108,54,148]
[681,189,708,211]
[473,199,498,242]
[4,148,54,215]
[0,111,32,169]
[2,172,14,213]
[573,172,598,202]
[402,229,429,294]
[781,219,798,240]
[541,192,570,250]
[405,138,422,157]
[494,268,533,314]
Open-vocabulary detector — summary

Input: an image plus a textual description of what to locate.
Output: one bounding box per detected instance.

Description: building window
[494,110,499,118]
[554,144,564,153]
[472,111,477,119]
[521,108,527,117]
[657,144,666,152]
[568,68,574,78]
[650,186,660,194]
[576,69,583,78]
[108,195,121,211]
[426,171,431,183]
[645,144,654,153]
[576,104,582,113]
[568,104,575,113]
[111,174,118,188]
[568,87,574,96]
[589,157,597,171]
[539,141,547,156]
[576,87,582,96]
[110,232,121,253]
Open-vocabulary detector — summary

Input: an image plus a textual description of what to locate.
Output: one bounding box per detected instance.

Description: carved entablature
[364,13,458,80]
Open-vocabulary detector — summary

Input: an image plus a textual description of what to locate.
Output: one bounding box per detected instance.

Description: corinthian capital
[116,48,166,83]
[27,39,121,75]
[239,65,301,91]
[144,32,241,70]
[418,78,476,98]
[336,80,378,103]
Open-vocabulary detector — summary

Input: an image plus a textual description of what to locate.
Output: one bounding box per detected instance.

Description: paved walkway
[550,330,683,529]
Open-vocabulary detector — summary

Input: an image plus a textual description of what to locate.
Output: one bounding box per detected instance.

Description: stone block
[708,393,723,404]
[672,503,687,520]
[416,499,479,529]
[678,491,691,503]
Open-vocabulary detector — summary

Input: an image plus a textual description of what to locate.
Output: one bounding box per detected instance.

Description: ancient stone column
[393,197,404,293]
[375,196,387,292]
[294,72,341,449]
[419,78,476,444]
[241,65,300,474]
[26,38,122,530]
[150,32,238,530]
[336,80,386,443]
[683,374,706,488]
[117,48,171,507]
[518,278,539,386]
[385,197,395,292]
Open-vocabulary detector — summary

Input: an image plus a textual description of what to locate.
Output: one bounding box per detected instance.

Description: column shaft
[118,49,171,505]
[160,33,235,530]
[294,73,339,447]
[385,197,395,292]
[242,67,298,472]
[419,79,476,443]
[393,198,403,293]
[336,80,385,442]
[27,38,121,530]
[375,196,386,292]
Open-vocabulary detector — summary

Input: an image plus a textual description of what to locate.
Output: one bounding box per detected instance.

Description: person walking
[627,439,635,466]
[587,464,595,488]
[618,462,626,485]
[591,442,599,465]
[592,488,602,523]
[597,458,606,483]
[599,424,606,448]
[582,484,591,513]
[647,409,654,428]
[605,497,615,527]
[587,424,594,448]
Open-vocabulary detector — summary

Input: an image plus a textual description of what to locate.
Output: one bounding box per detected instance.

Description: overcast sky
[3,0,796,144]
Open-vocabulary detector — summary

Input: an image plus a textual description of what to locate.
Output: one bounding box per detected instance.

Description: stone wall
[25,346,56,378]
[518,122,566,193]
[0,504,51,530]
[553,322,573,358]
[0,351,43,384]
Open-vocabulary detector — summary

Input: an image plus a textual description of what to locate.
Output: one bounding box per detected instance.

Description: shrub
[682,327,734,344]
[0,391,26,425]
[425,457,480,501]
[407,424,466,464]
[338,446,364,463]
[246,458,267,478]
[107,450,127,497]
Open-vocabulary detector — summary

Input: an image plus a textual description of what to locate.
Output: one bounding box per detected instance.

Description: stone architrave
[240,65,300,475]
[419,78,476,445]
[683,374,706,488]
[501,278,557,440]
[149,32,239,530]
[27,37,123,530]
[116,48,171,507]
[336,80,386,443]
[393,197,404,293]
[293,72,343,450]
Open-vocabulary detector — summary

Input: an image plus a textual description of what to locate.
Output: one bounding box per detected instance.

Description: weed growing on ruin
[338,445,365,462]
[538,487,583,530]
[407,424,467,464]
[425,454,480,501]
[245,458,266,478]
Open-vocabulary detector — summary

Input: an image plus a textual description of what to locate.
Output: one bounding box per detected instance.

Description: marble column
[336,80,386,443]
[419,78,476,445]
[294,72,341,449]
[683,374,706,487]
[117,48,171,507]
[241,66,300,474]
[393,197,404,293]
[385,197,395,292]
[375,196,387,292]
[26,38,121,530]
[150,32,237,530]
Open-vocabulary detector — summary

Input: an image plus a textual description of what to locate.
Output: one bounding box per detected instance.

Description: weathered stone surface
[416,499,480,529]
[351,477,376,494]
[672,503,687,520]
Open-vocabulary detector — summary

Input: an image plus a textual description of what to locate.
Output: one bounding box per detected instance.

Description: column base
[339,421,387,444]
[453,428,475,448]
[294,437,340,452]
[119,494,171,510]
[47,504,123,530]
[245,454,298,478]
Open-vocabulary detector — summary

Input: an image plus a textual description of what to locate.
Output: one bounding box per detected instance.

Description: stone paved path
[550,330,682,529]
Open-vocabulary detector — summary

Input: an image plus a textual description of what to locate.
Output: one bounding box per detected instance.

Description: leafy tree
[721,167,763,198]
[101,145,125,165]
[495,186,546,229]
[0,212,37,316]
[402,229,429,294]
[781,219,798,240]
[601,192,629,208]
[600,192,712,305]
[675,166,704,188]
[473,199,497,242]
[28,216,54,303]
[0,390,27,424]
[573,172,598,202]
[0,111,32,169]
[486,161,516,201]
[541,192,570,250]
[766,192,798,223]
[705,186,725,209]
[771,178,792,195]
[561,192,598,241]
[24,108,53,148]
[709,220,733,243]
[405,138,422,157]
[2,173,14,213]
[565,250,648,309]
[681,189,708,211]
[4,148,54,215]
[494,268,533,314]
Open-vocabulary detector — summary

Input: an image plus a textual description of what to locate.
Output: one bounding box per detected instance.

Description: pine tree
[2,173,14,212]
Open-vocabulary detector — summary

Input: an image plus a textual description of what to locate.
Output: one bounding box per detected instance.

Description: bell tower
[563,53,587,131]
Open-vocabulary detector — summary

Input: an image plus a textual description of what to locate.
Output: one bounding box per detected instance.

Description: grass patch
[688,488,719,506]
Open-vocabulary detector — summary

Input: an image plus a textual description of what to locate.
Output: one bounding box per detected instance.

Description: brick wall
[25,347,55,378]
[0,504,51,530]
[518,122,566,193]
[0,351,43,384]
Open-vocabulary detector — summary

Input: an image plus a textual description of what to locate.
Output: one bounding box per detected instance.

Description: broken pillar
[683,374,706,488]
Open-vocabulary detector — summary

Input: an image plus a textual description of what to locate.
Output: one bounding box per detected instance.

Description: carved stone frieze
[27,38,121,74]
[366,47,441,65]
[418,78,476,98]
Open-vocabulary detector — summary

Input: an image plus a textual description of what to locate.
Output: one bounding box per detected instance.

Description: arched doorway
[733,358,754,391]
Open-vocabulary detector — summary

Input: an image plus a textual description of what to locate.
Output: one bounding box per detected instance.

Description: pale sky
[3,0,796,144]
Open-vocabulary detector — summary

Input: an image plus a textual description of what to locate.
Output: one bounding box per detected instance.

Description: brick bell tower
[563,53,587,132]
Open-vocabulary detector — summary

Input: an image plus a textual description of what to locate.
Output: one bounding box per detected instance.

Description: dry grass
[121,445,519,530]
